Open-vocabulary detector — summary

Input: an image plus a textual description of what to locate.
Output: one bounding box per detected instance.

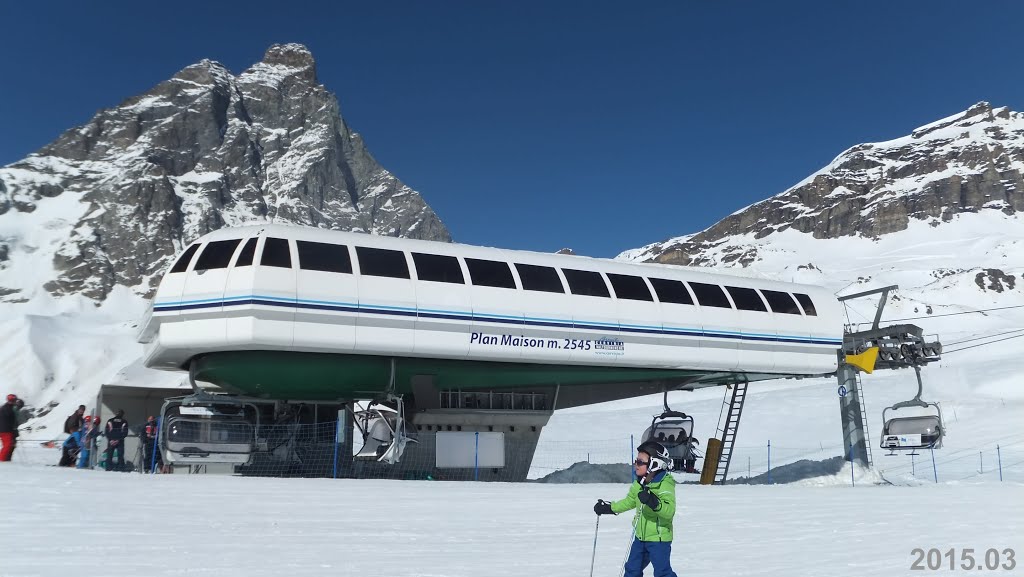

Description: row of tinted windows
[172,237,817,316]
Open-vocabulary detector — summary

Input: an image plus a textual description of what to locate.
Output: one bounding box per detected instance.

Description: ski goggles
[634,459,650,467]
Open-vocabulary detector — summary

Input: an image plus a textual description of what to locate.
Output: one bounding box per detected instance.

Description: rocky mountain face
[0,43,450,302]
[634,102,1024,268]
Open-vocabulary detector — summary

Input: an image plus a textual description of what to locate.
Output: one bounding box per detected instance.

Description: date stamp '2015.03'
[911,548,1016,571]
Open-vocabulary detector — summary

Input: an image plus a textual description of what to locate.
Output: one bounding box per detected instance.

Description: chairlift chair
[880,405,943,453]
[879,365,944,454]
[640,409,698,473]
[159,395,259,465]
[353,396,417,465]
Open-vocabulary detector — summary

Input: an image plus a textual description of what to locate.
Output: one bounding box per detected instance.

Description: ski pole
[618,507,642,577]
[618,477,646,577]
[589,507,603,577]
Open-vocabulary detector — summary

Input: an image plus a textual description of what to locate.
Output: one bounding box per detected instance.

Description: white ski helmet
[637,440,673,473]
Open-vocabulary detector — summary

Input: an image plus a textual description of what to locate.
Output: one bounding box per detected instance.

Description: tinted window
[260,238,292,269]
[515,263,564,293]
[194,239,241,271]
[606,273,653,301]
[689,282,732,308]
[297,241,352,274]
[794,293,817,316]
[562,269,610,298]
[412,253,464,284]
[648,278,694,305]
[234,238,258,267]
[726,286,767,312]
[465,258,516,289]
[761,290,802,315]
[356,247,410,279]
[170,244,199,273]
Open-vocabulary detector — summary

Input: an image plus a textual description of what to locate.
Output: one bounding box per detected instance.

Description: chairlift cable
[833,280,862,298]
[842,302,875,325]
[942,332,1024,355]
[879,303,1024,323]
[878,434,1024,474]
[942,327,1024,347]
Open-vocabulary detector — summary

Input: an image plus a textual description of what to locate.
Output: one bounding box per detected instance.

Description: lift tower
[838,285,943,467]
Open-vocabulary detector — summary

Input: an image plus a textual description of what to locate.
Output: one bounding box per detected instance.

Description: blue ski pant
[623,538,678,577]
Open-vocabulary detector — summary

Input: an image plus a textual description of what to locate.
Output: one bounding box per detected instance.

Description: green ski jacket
[610,471,676,542]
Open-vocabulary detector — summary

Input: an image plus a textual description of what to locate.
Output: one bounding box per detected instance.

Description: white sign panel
[896,433,922,447]
[436,431,505,468]
[179,406,215,416]
[336,409,346,442]
[883,433,922,448]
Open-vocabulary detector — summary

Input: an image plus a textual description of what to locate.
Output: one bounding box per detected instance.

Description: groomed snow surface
[1,465,1020,577]
[3,337,1022,577]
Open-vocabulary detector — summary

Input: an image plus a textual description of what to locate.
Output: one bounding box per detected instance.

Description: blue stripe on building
[153,297,843,346]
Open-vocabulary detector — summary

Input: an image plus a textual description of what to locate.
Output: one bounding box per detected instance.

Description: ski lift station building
[134,223,866,480]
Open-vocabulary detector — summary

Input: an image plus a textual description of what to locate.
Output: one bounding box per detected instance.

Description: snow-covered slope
[623,209,1023,334]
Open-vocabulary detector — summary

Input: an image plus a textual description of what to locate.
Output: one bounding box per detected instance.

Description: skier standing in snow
[0,393,20,462]
[593,440,679,577]
[104,409,129,471]
[141,415,162,473]
[59,424,82,467]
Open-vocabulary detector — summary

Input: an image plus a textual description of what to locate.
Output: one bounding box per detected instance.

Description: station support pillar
[837,363,870,468]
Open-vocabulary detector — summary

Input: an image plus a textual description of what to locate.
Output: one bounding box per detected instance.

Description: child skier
[593,440,678,577]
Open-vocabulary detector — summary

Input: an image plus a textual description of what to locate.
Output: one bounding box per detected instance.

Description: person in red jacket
[0,393,20,461]
[141,416,163,473]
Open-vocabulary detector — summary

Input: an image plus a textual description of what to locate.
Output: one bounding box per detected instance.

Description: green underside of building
[190,350,765,401]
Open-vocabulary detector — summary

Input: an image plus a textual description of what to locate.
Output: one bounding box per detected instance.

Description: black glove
[594,499,613,515]
[637,487,660,509]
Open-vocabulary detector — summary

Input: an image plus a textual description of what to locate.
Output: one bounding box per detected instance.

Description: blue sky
[2,1,1021,258]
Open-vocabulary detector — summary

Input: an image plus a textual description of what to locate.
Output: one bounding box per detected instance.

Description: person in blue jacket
[594,440,679,577]
[77,415,101,468]
[59,424,82,467]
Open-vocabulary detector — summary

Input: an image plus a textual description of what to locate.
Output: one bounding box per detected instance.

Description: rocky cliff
[0,43,450,301]
[632,102,1023,267]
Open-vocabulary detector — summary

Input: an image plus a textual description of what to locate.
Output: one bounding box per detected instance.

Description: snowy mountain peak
[262,43,316,71]
[169,58,233,86]
[909,101,1013,140]
[626,102,1024,268]
[0,44,450,303]
[242,43,318,87]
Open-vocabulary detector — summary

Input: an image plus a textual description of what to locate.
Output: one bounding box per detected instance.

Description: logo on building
[594,338,624,351]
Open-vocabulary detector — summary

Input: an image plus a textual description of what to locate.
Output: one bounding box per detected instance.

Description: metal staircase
[713,379,749,485]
